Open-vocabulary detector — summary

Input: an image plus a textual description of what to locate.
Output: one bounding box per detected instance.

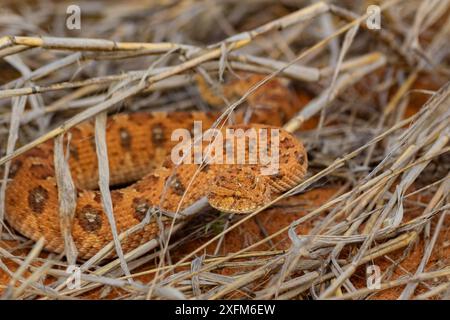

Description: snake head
[206,125,308,214]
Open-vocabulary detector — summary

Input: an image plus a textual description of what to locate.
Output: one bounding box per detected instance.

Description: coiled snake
[4,74,308,259]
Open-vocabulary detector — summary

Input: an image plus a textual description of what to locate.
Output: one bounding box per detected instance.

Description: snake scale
[4,74,308,259]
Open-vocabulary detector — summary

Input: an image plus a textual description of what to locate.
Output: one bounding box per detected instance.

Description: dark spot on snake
[30,164,53,179]
[147,174,160,183]
[9,160,22,178]
[70,127,83,140]
[132,197,150,221]
[119,127,132,150]
[169,174,185,196]
[282,137,295,149]
[111,191,124,203]
[69,145,79,161]
[27,147,48,159]
[93,192,102,204]
[151,123,166,146]
[94,191,123,205]
[162,158,173,169]
[7,196,16,207]
[78,205,102,232]
[28,186,49,214]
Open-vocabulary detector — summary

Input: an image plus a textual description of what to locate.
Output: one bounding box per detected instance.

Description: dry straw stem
[54,135,78,265]
[332,266,450,300]
[94,112,131,278]
[228,53,319,82]
[415,282,450,300]
[0,36,196,57]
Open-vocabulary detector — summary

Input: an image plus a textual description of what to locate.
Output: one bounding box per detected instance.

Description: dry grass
[0,0,449,300]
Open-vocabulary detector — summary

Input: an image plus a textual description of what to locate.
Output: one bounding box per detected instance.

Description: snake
[4,74,308,259]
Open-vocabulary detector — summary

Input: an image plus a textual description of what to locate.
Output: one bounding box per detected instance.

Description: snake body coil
[5,74,308,259]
